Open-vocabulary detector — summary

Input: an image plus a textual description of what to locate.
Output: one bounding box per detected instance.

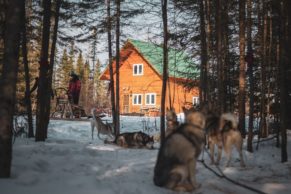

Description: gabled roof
[128,39,199,79]
[100,39,199,80]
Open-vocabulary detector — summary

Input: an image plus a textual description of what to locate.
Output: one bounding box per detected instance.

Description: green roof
[129,39,199,79]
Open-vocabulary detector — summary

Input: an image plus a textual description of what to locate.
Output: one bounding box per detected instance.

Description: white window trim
[132,94,143,105]
[133,64,143,76]
[192,96,199,105]
[145,93,156,105]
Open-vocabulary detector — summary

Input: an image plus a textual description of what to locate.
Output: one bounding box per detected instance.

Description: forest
[0,0,290,181]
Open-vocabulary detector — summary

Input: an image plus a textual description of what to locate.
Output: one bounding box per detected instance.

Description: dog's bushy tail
[220,113,238,130]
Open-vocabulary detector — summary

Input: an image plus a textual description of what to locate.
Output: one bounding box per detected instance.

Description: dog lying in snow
[105,131,154,149]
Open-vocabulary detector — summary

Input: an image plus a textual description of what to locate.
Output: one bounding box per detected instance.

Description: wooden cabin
[100,39,199,116]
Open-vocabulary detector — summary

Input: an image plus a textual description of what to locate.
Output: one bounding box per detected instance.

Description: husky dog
[203,108,245,167]
[105,131,154,149]
[211,113,245,167]
[165,108,179,137]
[91,108,114,140]
[153,111,206,192]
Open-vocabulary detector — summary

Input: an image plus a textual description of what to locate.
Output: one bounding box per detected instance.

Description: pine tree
[79,60,90,111]
[57,48,73,89]
[93,59,102,105]
[68,40,75,72]
[76,52,84,79]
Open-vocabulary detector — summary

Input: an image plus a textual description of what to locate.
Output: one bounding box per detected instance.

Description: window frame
[133,64,144,76]
[192,96,199,105]
[145,93,156,105]
[132,94,143,105]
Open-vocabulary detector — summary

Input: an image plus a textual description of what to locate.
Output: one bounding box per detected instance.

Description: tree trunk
[246,0,253,152]
[0,0,6,70]
[274,17,281,148]
[275,32,280,148]
[160,0,168,143]
[216,0,224,113]
[266,5,273,137]
[46,0,61,136]
[286,0,291,130]
[279,0,288,163]
[259,0,268,138]
[115,0,121,136]
[205,0,212,103]
[21,1,34,138]
[35,0,51,141]
[0,0,23,178]
[222,0,230,111]
[238,0,246,137]
[106,0,116,134]
[284,0,291,130]
[199,0,208,103]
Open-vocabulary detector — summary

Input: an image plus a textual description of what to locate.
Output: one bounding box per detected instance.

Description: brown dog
[183,104,245,167]
[154,110,206,192]
[207,112,245,167]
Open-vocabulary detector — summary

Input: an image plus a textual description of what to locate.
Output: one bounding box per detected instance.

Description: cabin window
[192,96,199,106]
[132,94,142,105]
[145,93,156,105]
[133,64,143,76]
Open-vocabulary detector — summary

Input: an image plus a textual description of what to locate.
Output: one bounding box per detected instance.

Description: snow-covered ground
[1,115,291,194]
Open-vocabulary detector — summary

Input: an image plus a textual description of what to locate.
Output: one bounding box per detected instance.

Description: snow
[1,115,291,194]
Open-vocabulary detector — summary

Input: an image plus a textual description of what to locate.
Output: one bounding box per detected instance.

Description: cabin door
[123,94,129,113]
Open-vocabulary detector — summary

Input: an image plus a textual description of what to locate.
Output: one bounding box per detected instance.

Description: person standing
[68,72,81,105]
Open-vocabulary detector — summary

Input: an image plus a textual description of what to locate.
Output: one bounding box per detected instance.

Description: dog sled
[50,87,88,121]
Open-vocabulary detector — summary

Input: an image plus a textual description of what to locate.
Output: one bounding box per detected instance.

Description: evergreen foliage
[57,48,73,89]
[76,52,84,79]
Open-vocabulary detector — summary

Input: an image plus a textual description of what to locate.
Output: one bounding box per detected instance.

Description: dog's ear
[182,106,186,112]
